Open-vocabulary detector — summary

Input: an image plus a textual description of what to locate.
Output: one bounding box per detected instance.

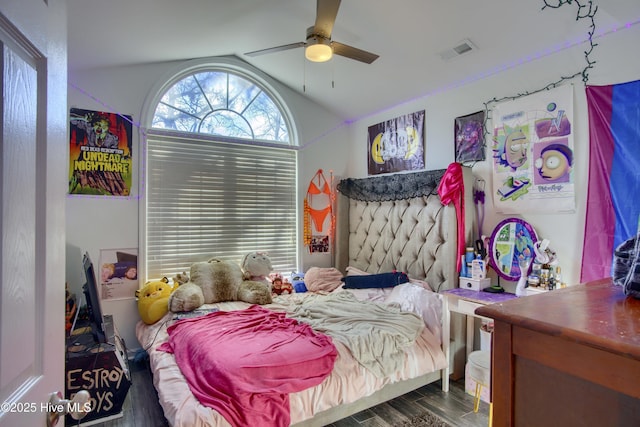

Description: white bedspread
[281,291,424,377]
[136,285,446,427]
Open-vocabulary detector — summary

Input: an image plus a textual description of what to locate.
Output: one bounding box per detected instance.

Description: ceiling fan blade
[313,0,341,38]
[245,42,306,57]
[331,41,379,64]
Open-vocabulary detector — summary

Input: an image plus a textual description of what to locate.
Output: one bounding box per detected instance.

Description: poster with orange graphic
[68,108,133,196]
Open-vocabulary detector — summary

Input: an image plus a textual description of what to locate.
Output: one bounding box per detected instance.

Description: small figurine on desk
[516,256,532,297]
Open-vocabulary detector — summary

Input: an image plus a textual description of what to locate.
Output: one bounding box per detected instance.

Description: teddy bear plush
[168,255,272,313]
[166,271,205,313]
[135,277,177,324]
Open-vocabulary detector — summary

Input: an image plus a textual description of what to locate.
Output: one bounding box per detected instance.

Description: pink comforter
[158,305,337,427]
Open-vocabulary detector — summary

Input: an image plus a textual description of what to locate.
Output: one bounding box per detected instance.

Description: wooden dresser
[475,278,640,426]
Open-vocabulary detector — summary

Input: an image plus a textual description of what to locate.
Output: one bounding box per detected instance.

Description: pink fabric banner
[438,162,465,272]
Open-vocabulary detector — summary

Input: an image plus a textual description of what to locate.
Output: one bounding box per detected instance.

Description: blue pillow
[342,271,409,289]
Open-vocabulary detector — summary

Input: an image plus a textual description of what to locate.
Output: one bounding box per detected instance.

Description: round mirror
[489,217,538,281]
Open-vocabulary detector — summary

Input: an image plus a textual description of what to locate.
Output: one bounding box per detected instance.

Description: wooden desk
[442,288,516,391]
[476,279,640,426]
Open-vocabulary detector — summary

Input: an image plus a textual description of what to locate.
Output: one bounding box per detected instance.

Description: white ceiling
[67,0,640,121]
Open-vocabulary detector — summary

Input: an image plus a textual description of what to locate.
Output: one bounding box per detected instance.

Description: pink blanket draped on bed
[158,305,337,427]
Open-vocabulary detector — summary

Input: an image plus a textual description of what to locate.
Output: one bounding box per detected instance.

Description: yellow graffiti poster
[367,110,425,175]
[69,108,132,196]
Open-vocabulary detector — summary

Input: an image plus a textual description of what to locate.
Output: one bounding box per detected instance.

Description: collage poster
[367,110,425,175]
[99,248,138,301]
[69,108,133,196]
[491,84,575,214]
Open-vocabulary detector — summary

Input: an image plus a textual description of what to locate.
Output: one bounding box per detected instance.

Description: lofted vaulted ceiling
[67,0,640,121]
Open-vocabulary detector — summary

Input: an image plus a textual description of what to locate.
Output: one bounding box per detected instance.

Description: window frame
[140,57,300,282]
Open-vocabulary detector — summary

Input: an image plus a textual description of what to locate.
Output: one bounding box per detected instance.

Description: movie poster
[491,85,575,214]
[367,111,425,175]
[69,108,133,196]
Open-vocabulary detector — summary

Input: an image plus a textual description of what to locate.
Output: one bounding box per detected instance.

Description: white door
[0,1,67,426]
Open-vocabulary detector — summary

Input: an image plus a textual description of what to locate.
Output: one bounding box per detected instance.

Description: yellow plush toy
[135,277,176,324]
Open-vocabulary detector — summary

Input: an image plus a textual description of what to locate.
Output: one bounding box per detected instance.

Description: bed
[136,167,474,427]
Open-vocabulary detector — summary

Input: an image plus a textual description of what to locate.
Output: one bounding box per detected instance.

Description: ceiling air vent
[438,39,477,61]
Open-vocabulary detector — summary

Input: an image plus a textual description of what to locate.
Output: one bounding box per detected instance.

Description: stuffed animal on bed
[135,277,177,324]
[168,256,272,313]
[271,277,294,295]
[166,271,205,313]
[241,251,273,286]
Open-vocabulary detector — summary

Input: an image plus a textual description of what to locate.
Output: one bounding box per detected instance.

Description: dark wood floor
[86,359,489,427]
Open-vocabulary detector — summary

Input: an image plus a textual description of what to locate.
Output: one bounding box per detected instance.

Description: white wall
[345,25,640,293]
[66,57,347,350]
[67,25,640,351]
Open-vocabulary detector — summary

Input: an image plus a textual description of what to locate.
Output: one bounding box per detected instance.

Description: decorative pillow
[304,267,344,292]
[408,277,434,292]
[342,271,410,289]
[345,266,370,276]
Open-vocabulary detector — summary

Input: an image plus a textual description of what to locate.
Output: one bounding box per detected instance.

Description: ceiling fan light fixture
[305,37,333,62]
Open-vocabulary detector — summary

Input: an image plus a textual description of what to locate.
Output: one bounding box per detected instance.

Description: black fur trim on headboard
[336,169,446,202]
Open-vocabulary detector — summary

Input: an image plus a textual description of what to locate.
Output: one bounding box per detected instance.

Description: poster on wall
[455,110,486,163]
[99,248,138,301]
[491,84,575,214]
[367,110,425,175]
[69,108,133,196]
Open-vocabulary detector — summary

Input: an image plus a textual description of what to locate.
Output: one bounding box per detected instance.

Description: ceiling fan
[245,0,379,64]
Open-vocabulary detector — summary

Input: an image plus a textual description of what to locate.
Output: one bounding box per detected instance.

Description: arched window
[145,64,297,281]
[152,71,290,143]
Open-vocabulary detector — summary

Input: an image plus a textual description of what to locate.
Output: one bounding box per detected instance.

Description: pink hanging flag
[438,162,465,272]
[581,80,640,283]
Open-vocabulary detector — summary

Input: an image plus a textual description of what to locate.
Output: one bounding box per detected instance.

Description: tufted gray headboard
[334,168,475,293]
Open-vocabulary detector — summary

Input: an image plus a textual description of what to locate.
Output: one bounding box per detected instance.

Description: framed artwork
[488,217,538,281]
[367,110,425,175]
[455,110,485,163]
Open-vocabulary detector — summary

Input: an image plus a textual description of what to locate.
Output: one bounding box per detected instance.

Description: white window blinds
[145,131,297,280]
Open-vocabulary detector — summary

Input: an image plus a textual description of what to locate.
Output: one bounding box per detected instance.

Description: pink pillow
[345,266,370,276]
[408,278,433,292]
[304,267,344,292]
